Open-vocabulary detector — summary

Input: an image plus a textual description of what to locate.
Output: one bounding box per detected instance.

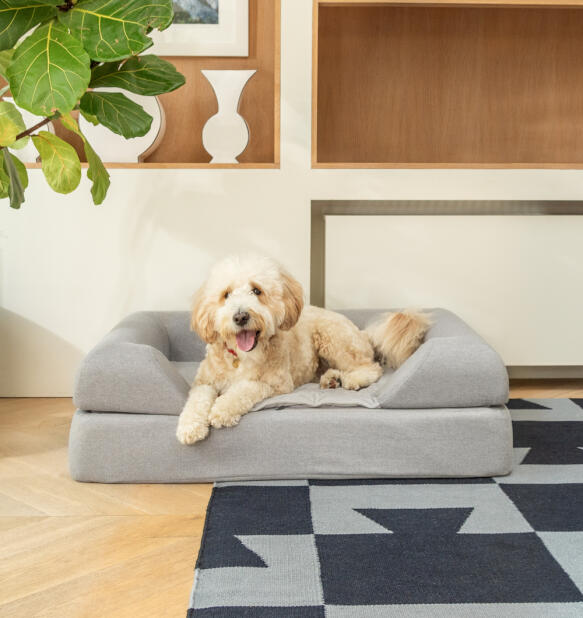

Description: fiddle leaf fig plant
[0,0,185,208]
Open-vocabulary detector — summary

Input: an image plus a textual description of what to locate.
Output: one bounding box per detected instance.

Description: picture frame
[150,0,249,57]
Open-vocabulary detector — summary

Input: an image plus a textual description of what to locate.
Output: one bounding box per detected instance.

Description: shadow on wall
[0,308,84,397]
[109,172,300,318]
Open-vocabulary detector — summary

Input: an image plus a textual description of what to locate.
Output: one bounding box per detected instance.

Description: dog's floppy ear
[190,283,218,344]
[279,269,304,330]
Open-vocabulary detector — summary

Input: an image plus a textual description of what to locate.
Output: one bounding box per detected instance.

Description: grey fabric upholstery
[74,312,190,415]
[73,308,509,414]
[69,405,513,483]
[159,312,206,362]
[375,336,509,409]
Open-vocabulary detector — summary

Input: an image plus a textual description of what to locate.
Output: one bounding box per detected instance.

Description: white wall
[1,0,583,396]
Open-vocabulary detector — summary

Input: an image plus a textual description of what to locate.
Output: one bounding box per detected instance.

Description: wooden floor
[1,381,582,617]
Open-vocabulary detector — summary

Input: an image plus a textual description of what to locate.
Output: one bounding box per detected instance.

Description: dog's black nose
[233,311,250,326]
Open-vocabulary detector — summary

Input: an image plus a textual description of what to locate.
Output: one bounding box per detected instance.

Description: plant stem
[15,116,53,140]
[57,1,75,11]
[0,115,57,151]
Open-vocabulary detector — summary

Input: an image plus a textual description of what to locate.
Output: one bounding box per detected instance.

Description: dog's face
[191,255,304,352]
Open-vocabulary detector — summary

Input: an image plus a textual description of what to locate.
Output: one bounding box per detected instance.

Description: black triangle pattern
[507,398,551,410]
[354,507,474,535]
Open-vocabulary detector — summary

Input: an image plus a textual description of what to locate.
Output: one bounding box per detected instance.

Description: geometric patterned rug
[187,399,583,617]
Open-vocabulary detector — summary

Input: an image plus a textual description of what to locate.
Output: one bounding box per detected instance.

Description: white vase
[201,69,256,164]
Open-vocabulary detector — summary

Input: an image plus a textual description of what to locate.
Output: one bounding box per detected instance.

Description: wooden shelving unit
[148,0,280,169]
[313,0,583,168]
[30,0,281,170]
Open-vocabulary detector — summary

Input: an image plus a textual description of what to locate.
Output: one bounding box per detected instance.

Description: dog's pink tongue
[236,330,256,352]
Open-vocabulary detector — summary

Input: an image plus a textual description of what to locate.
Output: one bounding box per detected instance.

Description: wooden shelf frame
[312,0,583,169]
[25,162,279,170]
[317,1,583,7]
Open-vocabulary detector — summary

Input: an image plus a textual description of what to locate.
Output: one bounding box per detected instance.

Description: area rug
[187,398,583,616]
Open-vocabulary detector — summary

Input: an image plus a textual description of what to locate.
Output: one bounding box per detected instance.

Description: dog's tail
[366,310,431,369]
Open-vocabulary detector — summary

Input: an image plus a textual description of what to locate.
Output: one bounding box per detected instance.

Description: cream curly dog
[176,255,430,445]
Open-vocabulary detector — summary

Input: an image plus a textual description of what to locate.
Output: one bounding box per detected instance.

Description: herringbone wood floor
[1,382,582,617]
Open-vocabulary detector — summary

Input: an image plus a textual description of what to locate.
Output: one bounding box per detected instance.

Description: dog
[176,255,430,444]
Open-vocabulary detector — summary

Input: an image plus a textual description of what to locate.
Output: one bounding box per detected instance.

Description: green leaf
[0,150,10,198]
[0,148,28,202]
[32,130,81,194]
[0,99,25,146]
[7,20,91,116]
[61,112,110,204]
[0,1,58,51]
[0,48,13,78]
[79,108,99,126]
[59,0,173,62]
[12,150,28,189]
[90,55,185,96]
[84,134,109,204]
[2,148,26,208]
[79,91,152,138]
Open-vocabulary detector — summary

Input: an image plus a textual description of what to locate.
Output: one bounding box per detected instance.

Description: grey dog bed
[69,309,512,482]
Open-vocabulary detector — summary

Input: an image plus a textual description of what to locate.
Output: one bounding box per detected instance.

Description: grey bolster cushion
[74,312,190,415]
[73,308,509,414]
[378,335,509,409]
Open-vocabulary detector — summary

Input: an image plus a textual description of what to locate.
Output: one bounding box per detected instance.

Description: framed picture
[151,0,249,57]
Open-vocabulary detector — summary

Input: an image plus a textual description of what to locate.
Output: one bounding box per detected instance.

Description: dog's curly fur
[177,255,431,444]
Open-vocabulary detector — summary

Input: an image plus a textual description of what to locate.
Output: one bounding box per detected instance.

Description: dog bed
[69,309,512,482]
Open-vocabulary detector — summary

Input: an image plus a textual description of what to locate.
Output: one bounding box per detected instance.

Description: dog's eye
[224,291,230,299]
[252,287,262,296]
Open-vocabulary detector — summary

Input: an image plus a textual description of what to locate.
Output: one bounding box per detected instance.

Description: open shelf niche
[27,0,280,170]
[313,0,583,168]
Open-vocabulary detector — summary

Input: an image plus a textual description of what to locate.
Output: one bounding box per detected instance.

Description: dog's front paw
[176,420,209,445]
[320,369,342,390]
[209,399,241,429]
